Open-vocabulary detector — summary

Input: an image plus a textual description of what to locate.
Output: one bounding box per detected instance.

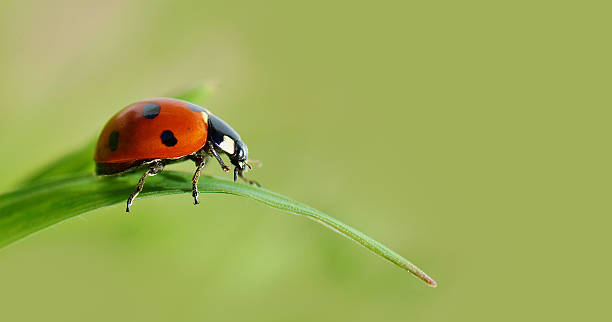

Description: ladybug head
[230,140,251,181]
[206,113,252,181]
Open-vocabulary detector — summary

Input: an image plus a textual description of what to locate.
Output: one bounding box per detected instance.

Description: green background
[0,0,607,321]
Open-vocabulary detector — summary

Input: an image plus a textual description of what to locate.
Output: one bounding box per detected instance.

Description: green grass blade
[0,171,437,287]
[21,139,96,183]
[6,82,436,286]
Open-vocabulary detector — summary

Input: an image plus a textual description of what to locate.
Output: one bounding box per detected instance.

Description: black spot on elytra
[109,131,119,151]
[142,103,161,119]
[188,103,208,113]
[160,130,178,147]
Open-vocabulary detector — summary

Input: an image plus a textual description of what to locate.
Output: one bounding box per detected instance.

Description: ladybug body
[94,97,258,212]
[94,98,209,174]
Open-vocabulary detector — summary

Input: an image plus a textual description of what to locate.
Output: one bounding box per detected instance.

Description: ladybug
[94,97,259,212]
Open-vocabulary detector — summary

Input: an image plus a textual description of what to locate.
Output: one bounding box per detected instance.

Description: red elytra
[94,97,258,212]
[94,98,209,174]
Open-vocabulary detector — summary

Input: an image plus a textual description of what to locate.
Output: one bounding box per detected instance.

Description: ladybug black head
[232,140,248,165]
[230,140,250,181]
[206,112,252,181]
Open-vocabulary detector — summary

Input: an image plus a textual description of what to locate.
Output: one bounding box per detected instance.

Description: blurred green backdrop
[0,0,608,321]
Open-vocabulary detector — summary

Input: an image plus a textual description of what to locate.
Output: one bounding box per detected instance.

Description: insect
[94,97,259,212]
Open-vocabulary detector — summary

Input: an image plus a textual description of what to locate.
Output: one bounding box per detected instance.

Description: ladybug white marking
[219,135,235,154]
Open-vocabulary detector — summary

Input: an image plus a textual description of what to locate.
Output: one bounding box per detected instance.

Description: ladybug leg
[191,157,207,205]
[126,161,163,213]
[206,141,230,172]
[237,168,261,187]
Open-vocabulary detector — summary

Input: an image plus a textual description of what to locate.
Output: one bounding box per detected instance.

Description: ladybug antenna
[247,159,262,168]
[244,162,252,170]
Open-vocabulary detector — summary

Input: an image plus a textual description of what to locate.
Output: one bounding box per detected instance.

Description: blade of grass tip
[0,171,437,287]
[188,174,438,287]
